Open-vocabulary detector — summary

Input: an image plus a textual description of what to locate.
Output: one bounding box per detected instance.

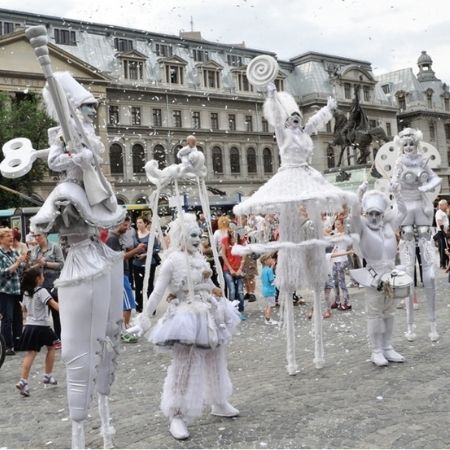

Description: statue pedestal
[324,165,376,192]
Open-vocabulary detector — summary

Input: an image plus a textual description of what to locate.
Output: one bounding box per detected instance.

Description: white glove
[72,148,94,169]
[327,96,337,112]
[127,314,152,338]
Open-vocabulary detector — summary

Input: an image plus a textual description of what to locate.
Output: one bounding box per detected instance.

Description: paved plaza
[1,269,450,449]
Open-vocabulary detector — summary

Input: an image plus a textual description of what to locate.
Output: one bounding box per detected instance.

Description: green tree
[0,92,55,208]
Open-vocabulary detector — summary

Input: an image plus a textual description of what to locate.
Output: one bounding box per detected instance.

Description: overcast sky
[1,0,450,82]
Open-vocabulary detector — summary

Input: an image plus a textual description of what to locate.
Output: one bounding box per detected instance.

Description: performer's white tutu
[234,164,354,216]
[150,294,239,349]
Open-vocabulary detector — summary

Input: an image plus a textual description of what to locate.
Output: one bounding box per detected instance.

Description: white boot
[405,324,416,342]
[383,317,405,363]
[98,393,115,449]
[429,321,439,342]
[368,318,388,367]
[169,416,189,440]
[371,350,389,366]
[71,420,86,449]
[211,401,240,417]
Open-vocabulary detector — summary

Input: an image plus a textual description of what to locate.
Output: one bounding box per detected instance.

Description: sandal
[337,304,352,311]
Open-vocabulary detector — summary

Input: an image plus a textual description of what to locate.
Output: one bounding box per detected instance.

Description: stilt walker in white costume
[0,26,126,449]
[382,128,442,341]
[232,56,356,374]
[350,183,412,366]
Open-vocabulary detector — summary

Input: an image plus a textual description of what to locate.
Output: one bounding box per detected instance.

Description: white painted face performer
[350,183,411,366]
[129,213,240,440]
[390,128,442,341]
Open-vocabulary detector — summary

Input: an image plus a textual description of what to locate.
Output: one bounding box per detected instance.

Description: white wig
[394,127,423,153]
[167,213,200,249]
[42,71,97,121]
[263,91,302,128]
[361,190,389,213]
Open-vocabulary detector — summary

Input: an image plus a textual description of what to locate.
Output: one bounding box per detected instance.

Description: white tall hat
[361,190,388,213]
[43,71,97,120]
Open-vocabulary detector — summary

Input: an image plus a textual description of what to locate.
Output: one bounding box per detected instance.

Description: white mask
[366,210,383,230]
[185,226,201,253]
[80,103,97,123]
[402,138,417,155]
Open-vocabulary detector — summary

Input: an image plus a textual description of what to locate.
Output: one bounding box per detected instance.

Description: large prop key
[1,138,49,178]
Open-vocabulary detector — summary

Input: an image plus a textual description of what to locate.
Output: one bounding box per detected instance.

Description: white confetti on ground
[376,396,383,400]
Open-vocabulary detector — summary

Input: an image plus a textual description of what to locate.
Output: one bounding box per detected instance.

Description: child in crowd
[16,267,59,397]
[260,254,278,325]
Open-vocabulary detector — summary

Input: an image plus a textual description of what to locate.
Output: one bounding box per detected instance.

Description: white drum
[380,270,412,298]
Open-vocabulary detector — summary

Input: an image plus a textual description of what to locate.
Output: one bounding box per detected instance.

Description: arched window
[135,196,147,205]
[197,145,203,153]
[153,144,167,169]
[230,147,240,174]
[247,147,257,173]
[263,147,273,173]
[173,144,182,163]
[212,146,223,173]
[109,143,124,175]
[132,143,145,174]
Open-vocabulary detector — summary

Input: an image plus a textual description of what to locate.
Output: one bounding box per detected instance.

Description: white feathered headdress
[42,71,97,121]
[263,91,302,128]
[167,213,199,250]
[362,190,389,213]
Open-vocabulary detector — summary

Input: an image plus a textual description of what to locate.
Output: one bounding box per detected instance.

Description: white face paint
[80,103,97,123]
[402,138,417,155]
[286,113,302,129]
[185,225,202,253]
[366,209,383,230]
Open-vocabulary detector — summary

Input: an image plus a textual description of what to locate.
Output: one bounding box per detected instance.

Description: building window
[109,143,124,175]
[262,119,269,133]
[153,145,167,169]
[326,122,332,133]
[131,107,141,125]
[165,65,184,85]
[212,147,223,173]
[192,111,201,129]
[230,147,240,174]
[193,49,208,62]
[369,119,377,129]
[54,28,76,46]
[1,21,18,35]
[398,95,406,110]
[203,70,220,89]
[236,73,253,92]
[245,115,253,132]
[382,84,390,94]
[447,147,450,164]
[344,83,351,99]
[228,114,236,131]
[274,79,284,91]
[363,86,370,102]
[263,148,273,173]
[445,97,450,112]
[114,38,133,52]
[153,109,162,127]
[326,145,335,169]
[132,143,145,174]
[155,43,173,57]
[123,60,144,80]
[444,124,450,140]
[247,147,257,173]
[227,54,242,67]
[210,113,219,130]
[386,122,392,136]
[427,92,433,109]
[173,145,182,163]
[109,106,119,125]
[173,110,182,128]
[429,123,436,141]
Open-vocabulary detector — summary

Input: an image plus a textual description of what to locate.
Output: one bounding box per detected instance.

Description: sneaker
[337,303,352,311]
[5,348,15,356]
[247,294,257,303]
[244,293,250,300]
[16,380,30,397]
[265,318,278,325]
[54,340,62,350]
[42,375,58,385]
[120,332,138,343]
[330,302,340,309]
[239,312,247,321]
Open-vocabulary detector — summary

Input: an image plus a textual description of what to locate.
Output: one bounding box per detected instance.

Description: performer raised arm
[129,214,239,441]
[350,183,411,366]
[390,128,441,341]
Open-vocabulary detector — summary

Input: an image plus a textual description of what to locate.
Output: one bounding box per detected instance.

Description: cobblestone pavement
[1,269,450,449]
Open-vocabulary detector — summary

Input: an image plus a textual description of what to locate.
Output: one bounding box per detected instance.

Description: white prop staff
[234,55,356,374]
[375,129,442,341]
[1,26,126,449]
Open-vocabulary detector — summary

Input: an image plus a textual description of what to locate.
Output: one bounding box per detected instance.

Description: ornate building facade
[1,8,445,207]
